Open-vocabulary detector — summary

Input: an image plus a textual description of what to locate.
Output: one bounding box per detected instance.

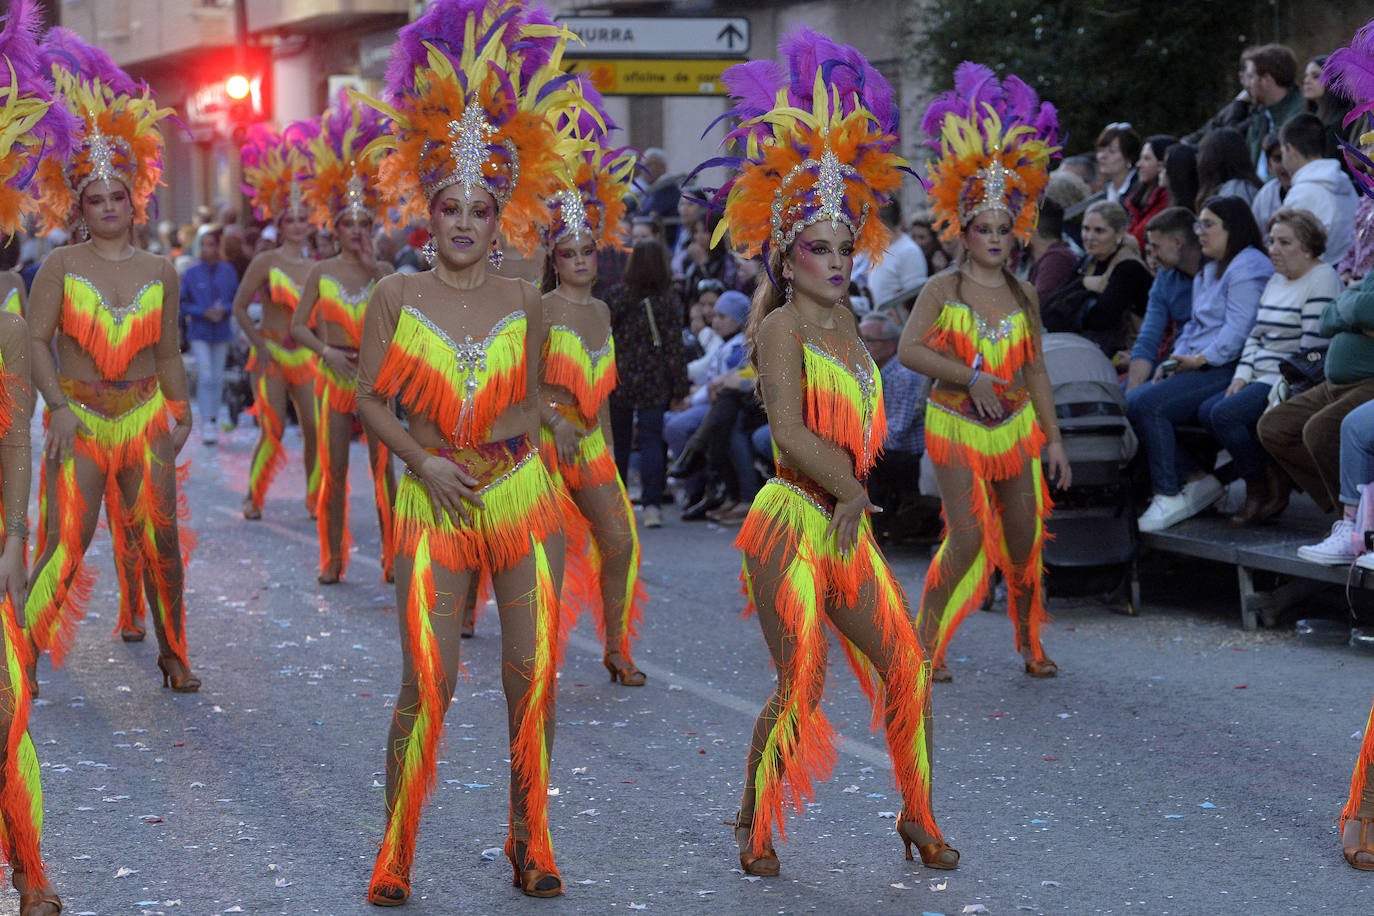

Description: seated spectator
[1042,201,1152,358]
[1047,167,1092,247]
[1257,271,1374,561]
[1129,207,1203,390]
[1199,208,1343,526]
[1127,135,1177,247]
[1027,198,1078,304]
[1162,142,1200,211]
[908,211,951,274]
[1280,113,1359,265]
[1060,151,1101,195]
[1300,400,1374,569]
[857,200,928,315]
[857,313,929,533]
[1251,131,1292,232]
[1303,54,1357,163]
[679,212,741,303]
[1096,123,1143,206]
[684,279,724,367]
[665,290,753,519]
[1241,43,1305,174]
[1128,196,1272,531]
[1197,127,1263,208]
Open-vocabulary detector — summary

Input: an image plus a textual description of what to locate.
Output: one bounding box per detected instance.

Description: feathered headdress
[355,0,593,254]
[33,26,174,233]
[1322,17,1374,199]
[921,62,1060,243]
[544,76,635,249]
[303,91,388,229]
[0,0,79,233]
[240,120,314,222]
[693,26,912,271]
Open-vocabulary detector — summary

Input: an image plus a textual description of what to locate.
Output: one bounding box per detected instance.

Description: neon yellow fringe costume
[734,339,938,856]
[245,267,320,513]
[370,305,566,887]
[919,300,1052,670]
[540,325,645,666]
[1,288,18,316]
[310,275,393,581]
[0,360,46,897]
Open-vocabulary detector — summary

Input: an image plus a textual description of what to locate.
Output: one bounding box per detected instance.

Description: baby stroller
[1040,333,1141,613]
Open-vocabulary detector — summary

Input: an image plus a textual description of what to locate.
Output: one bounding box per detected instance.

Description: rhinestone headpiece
[769,147,866,251]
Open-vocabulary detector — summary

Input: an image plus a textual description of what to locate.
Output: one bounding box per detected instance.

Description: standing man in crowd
[180,229,240,445]
[1242,44,1304,176]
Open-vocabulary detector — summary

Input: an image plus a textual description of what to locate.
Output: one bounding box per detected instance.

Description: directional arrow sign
[560,16,751,58]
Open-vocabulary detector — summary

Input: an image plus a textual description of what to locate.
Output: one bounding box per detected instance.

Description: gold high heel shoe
[724,809,780,876]
[1023,655,1058,678]
[157,655,201,692]
[603,652,646,686]
[1344,816,1374,870]
[504,829,562,897]
[897,818,959,869]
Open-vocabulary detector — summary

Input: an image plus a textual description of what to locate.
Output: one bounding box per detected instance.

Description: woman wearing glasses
[1127,196,1273,532]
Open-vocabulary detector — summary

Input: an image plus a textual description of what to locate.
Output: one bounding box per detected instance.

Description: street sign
[560,16,749,58]
[567,58,736,97]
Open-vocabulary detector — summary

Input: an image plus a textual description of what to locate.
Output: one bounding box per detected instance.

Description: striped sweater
[1234,263,1344,384]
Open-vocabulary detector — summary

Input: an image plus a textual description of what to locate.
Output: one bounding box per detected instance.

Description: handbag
[1277,347,1326,395]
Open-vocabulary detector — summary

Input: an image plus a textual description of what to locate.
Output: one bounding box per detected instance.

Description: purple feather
[40,26,143,96]
[0,0,79,160]
[722,59,785,122]
[1324,19,1374,124]
[1,0,45,83]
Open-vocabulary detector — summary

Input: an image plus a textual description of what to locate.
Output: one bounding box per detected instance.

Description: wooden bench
[1137,493,1374,629]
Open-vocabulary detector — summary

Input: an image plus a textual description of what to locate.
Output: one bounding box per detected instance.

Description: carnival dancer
[25,27,199,693]
[290,95,396,585]
[1316,20,1374,871]
[352,0,592,903]
[233,122,321,521]
[704,26,957,876]
[0,3,71,910]
[898,63,1071,681]
[537,121,648,685]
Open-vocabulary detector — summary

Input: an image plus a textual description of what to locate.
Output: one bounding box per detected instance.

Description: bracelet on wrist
[968,368,981,388]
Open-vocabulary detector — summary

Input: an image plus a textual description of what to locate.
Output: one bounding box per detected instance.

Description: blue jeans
[610,406,667,508]
[1126,363,1236,495]
[1198,380,1272,482]
[1340,400,1374,507]
[190,338,229,429]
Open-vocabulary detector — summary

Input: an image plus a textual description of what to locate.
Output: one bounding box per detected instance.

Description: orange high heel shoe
[1344,816,1374,870]
[897,819,959,869]
[603,652,646,687]
[724,809,779,876]
[12,868,61,916]
[157,656,201,693]
[504,829,562,897]
[366,875,409,906]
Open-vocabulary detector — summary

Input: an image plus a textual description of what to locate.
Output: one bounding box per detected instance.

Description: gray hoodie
[1283,158,1359,266]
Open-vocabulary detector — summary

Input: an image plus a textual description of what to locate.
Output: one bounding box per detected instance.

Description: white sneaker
[1356,551,1374,572]
[642,505,662,529]
[1181,474,1224,514]
[1137,492,1195,532]
[1297,519,1357,564]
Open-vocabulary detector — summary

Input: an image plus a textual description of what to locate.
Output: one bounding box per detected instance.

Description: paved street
[20,425,1374,915]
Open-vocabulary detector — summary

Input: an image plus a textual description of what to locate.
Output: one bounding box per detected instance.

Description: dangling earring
[488,240,504,271]
[76,218,89,242]
[783,279,793,305]
[420,239,436,266]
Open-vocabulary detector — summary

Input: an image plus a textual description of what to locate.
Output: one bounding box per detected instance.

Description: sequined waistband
[60,376,159,418]
[929,385,1030,429]
[773,467,838,514]
[405,434,535,489]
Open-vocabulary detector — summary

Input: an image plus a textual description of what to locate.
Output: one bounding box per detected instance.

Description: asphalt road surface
[18,424,1374,915]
